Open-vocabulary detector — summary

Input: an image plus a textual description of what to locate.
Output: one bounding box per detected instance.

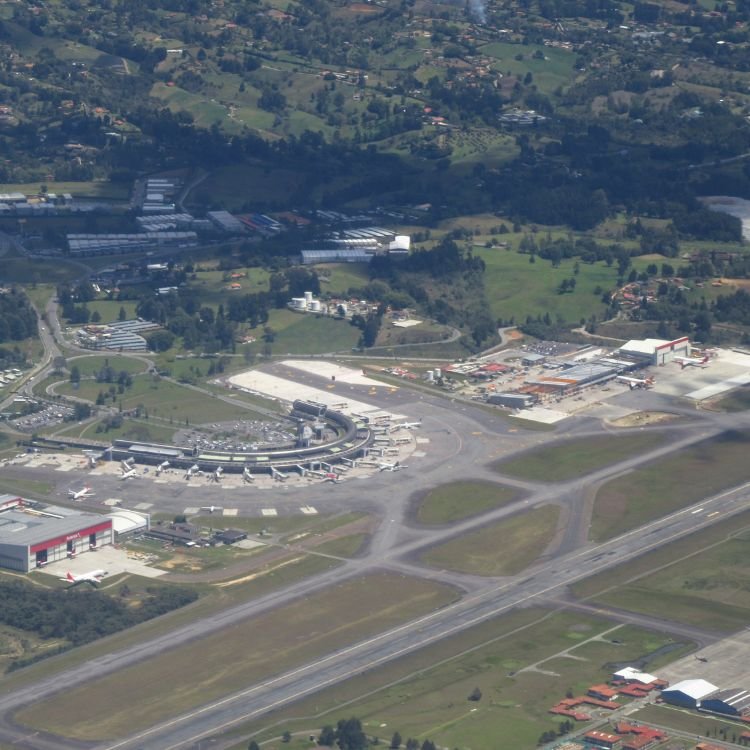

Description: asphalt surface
[1,301,749,749]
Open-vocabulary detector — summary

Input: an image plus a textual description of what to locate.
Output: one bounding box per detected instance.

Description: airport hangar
[0,494,113,572]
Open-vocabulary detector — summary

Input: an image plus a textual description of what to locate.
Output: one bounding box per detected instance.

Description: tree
[281,730,291,743]
[468,687,482,701]
[69,365,80,384]
[390,732,402,749]
[319,726,336,746]
[91,310,101,323]
[336,717,367,750]
[248,742,260,750]
[405,740,419,750]
[118,306,127,321]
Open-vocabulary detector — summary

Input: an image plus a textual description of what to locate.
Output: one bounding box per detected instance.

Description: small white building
[619,337,690,366]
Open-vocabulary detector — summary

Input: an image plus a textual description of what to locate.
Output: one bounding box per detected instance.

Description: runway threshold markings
[300,505,318,515]
[184,507,200,515]
[134,502,153,510]
[261,508,277,517]
[222,508,238,516]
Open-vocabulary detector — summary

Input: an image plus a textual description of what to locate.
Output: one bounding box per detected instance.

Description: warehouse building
[619,337,690,366]
[700,688,750,717]
[0,495,113,572]
[107,509,150,541]
[661,679,718,708]
[487,392,537,409]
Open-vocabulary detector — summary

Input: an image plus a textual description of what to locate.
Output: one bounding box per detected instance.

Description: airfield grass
[0,257,83,284]
[71,417,178,444]
[313,533,369,558]
[414,480,520,526]
[572,508,750,633]
[590,430,750,541]
[56,375,247,423]
[713,385,750,412]
[420,505,560,576]
[0,476,54,499]
[17,573,459,740]
[634,703,748,738]
[260,310,361,355]
[224,609,691,750]
[495,432,666,482]
[475,247,616,324]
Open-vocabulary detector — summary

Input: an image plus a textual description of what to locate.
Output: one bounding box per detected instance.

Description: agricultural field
[590,430,750,541]
[420,505,560,576]
[572,508,750,633]
[413,480,520,525]
[16,573,459,740]
[224,609,692,750]
[474,247,618,324]
[316,264,371,296]
[495,433,666,482]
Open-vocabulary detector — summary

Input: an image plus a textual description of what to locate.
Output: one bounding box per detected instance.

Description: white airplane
[68,486,95,500]
[675,354,709,369]
[615,375,654,390]
[185,463,201,479]
[211,466,223,483]
[271,467,288,482]
[243,467,254,483]
[398,421,422,430]
[156,460,170,475]
[378,461,406,472]
[200,505,223,514]
[60,569,108,587]
[119,467,137,480]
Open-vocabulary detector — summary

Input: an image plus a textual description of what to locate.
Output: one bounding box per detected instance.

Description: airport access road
[93,476,750,750]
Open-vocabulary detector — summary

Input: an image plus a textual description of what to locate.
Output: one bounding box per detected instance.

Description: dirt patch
[608,411,679,427]
[160,554,203,572]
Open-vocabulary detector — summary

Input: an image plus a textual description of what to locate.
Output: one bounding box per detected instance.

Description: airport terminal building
[0,495,112,572]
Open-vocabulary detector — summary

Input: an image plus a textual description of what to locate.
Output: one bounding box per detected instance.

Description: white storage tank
[304,291,313,304]
[434,367,442,378]
[309,300,321,312]
[291,297,306,309]
[426,370,434,382]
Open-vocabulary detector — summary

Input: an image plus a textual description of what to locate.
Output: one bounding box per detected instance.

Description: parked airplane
[60,569,108,587]
[378,461,406,472]
[398,421,422,430]
[185,463,201,479]
[156,460,170,475]
[675,355,709,369]
[68,486,95,500]
[119,466,137,480]
[615,375,654,390]
[242,467,254,483]
[210,466,223,483]
[271,467,288,481]
[200,505,223,514]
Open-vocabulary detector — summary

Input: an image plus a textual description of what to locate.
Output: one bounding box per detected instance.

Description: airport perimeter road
[95,478,750,750]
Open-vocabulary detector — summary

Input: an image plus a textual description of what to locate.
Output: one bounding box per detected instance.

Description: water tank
[304,291,313,304]
[309,300,321,312]
[426,370,434,382]
[434,367,442,378]
[292,297,306,309]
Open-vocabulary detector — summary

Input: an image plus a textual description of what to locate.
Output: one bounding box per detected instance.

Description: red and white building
[0,494,112,572]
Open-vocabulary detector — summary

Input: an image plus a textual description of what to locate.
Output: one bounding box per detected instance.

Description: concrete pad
[227,369,403,418]
[234,539,266,550]
[658,629,750,688]
[300,505,318,515]
[416,437,430,444]
[412,450,427,458]
[103,498,122,507]
[54,465,73,472]
[513,407,568,424]
[280,359,382,386]
[261,508,278,516]
[36,545,166,581]
[134,502,153,510]
[686,373,750,401]
[183,507,200,515]
[222,508,238,516]
[392,319,422,328]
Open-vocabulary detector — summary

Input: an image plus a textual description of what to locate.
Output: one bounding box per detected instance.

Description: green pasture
[474,247,616,324]
[187,267,271,307]
[67,355,147,377]
[0,181,129,201]
[55,375,246,424]
[573,508,750,633]
[255,309,361,355]
[496,432,666,482]
[0,258,82,285]
[479,41,577,96]
[591,430,750,541]
[414,480,520,525]
[71,418,178,445]
[82,299,138,323]
[420,505,560,576]
[226,609,691,750]
[17,573,459,740]
[316,264,371,295]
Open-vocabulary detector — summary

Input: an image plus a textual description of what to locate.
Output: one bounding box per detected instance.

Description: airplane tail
[66,572,75,582]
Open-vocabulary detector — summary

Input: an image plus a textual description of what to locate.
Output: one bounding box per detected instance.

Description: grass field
[81,299,138,323]
[17,573,459,740]
[495,432,666,482]
[713,386,750,412]
[474,247,618,324]
[591,430,750,541]
[314,533,369,557]
[222,609,692,750]
[572,508,750,633]
[0,476,54,499]
[420,505,560,576]
[70,417,178,444]
[0,258,83,284]
[56,375,247,424]
[0,180,130,201]
[68,355,148,377]
[414,480,520,525]
[633,703,748,739]
[316,264,371,295]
